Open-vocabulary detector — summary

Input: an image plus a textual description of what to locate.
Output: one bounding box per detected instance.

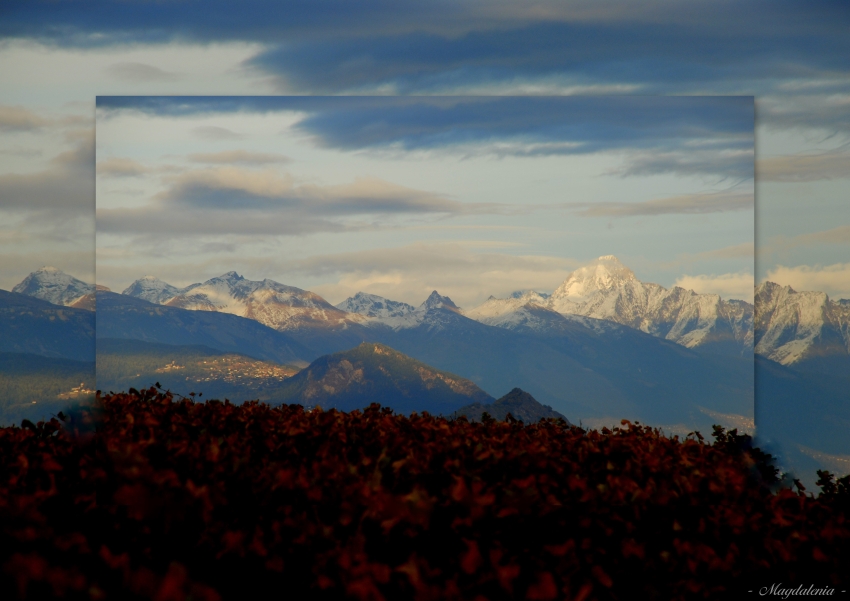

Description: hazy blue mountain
[755,354,850,487]
[269,342,494,415]
[375,300,752,432]
[95,291,313,366]
[0,289,95,361]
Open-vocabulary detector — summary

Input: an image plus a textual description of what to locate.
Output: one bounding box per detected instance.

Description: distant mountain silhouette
[456,388,570,424]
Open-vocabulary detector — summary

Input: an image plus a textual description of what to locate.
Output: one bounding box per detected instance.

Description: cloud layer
[674,272,755,303]
[97,96,754,180]
[576,191,752,218]
[0,133,94,216]
[97,166,501,237]
[765,263,850,300]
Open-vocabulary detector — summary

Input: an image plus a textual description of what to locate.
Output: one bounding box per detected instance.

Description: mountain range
[92,278,753,432]
[4,261,848,484]
[117,256,754,358]
[463,256,753,357]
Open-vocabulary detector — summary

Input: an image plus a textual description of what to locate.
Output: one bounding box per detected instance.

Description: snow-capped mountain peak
[466,255,754,355]
[121,276,182,304]
[419,291,461,313]
[12,267,95,308]
[335,292,416,319]
[122,271,360,332]
[509,289,550,300]
[754,281,849,365]
[552,255,638,300]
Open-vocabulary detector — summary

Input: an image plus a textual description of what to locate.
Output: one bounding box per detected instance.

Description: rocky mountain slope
[271,342,494,415]
[754,281,850,371]
[12,267,95,309]
[466,255,753,356]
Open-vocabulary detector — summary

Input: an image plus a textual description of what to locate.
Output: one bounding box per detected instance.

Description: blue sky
[95,95,753,306]
[1,0,848,298]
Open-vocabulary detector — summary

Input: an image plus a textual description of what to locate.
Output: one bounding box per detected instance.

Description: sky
[95,96,753,307]
[0,0,848,299]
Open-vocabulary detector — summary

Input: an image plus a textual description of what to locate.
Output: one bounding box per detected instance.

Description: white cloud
[285,242,582,307]
[769,225,850,252]
[191,125,245,140]
[97,157,152,178]
[757,150,850,182]
[0,105,48,131]
[103,62,183,82]
[187,150,292,165]
[674,272,754,302]
[577,191,752,217]
[765,263,850,300]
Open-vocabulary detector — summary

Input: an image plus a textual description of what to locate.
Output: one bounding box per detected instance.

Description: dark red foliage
[1,389,848,600]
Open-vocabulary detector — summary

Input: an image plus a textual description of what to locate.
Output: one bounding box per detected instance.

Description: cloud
[691,242,754,260]
[756,150,850,182]
[96,96,754,179]
[93,240,583,306]
[96,157,151,177]
[0,132,94,216]
[6,1,850,131]
[191,125,244,140]
[293,98,753,180]
[97,167,500,237]
[674,272,754,302]
[660,242,754,271]
[159,167,469,213]
[766,226,850,255]
[765,263,850,300]
[274,241,583,307]
[187,150,292,165]
[612,149,753,181]
[576,191,752,218]
[0,105,49,131]
[790,225,850,246]
[103,61,182,82]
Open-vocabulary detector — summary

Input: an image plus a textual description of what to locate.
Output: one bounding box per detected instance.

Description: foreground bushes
[1,389,848,600]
